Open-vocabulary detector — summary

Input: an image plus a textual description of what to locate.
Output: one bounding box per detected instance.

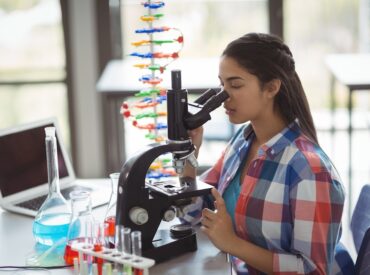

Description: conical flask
[64,190,94,265]
[32,127,71,246]
[104,172,120,237]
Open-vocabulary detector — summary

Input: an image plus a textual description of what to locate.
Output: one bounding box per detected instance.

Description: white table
[0,207,230,274]
[325,54,370,216]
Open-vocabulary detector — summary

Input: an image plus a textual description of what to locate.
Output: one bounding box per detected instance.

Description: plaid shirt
[200,121,345,274]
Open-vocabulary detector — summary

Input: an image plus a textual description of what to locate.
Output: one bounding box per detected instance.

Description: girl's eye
[231,85,242,89]
[230,81,243,89]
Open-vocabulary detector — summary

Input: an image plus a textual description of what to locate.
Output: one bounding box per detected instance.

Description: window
[121,0,269,58]
[284,0,370,251]
[119,0,270,167]
[0,0,70,147]
[285,0,360,110]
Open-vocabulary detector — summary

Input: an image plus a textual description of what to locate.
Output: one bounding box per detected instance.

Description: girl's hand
[201,188,239,253]
[187,126,203,151]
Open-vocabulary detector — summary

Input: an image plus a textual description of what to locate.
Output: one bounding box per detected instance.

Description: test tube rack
[72,242,155,275]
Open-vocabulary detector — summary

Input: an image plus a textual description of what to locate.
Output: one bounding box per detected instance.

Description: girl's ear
[265,79,281,99]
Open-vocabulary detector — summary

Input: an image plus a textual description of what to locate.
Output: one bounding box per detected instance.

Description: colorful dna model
[120,0,183,179]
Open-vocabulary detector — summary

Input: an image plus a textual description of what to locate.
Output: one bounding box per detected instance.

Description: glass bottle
[104,172,120,238]
[64,190,94,265]
[32,127,71,246]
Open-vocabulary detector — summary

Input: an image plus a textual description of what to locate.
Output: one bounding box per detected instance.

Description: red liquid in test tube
[104,216,116,237]
[93,243,104,275]
[64,237,90,265]
[93,222,106,275]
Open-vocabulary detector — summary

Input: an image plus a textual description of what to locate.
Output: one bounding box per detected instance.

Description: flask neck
[70,196,92,218]
[109,173,120,194]
[45,135,60,195]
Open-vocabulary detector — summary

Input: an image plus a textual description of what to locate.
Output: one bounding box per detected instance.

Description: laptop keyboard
[15,186,91,211]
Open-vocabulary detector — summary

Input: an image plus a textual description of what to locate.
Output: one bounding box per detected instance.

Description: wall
[67,0,105,177]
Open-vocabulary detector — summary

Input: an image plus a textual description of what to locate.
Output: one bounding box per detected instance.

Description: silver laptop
[0,117,111,216]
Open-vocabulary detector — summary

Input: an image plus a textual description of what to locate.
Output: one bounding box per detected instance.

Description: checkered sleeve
[272,150,345,274]
[199,149,225,185]
[179,150,226,225]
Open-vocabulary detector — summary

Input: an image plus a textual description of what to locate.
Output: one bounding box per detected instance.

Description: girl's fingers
[202,208,216,220]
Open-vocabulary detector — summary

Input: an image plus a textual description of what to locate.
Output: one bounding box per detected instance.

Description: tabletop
[0,207,230,275]
[96,58,221,94]
[325,53,370,89]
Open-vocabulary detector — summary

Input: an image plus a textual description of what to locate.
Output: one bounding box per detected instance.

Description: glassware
[64,190,94,265]
[32,127,71,247]
[122,227,132,275]
[93,222,106,275]
[114,224,124,273]
[104,172,120,238]
[131,231,143,275]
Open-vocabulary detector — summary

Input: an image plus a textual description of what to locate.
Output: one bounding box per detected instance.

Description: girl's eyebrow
[218,76,244,82]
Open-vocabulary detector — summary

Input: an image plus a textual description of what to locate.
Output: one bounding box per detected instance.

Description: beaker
[32,127,71,247]
[64,190,94,265]
[104,172,120,238]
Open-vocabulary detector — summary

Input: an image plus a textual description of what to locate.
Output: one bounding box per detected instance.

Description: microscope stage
[146,177,212,200]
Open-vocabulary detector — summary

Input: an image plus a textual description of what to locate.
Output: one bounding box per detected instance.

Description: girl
[183,33,348,274]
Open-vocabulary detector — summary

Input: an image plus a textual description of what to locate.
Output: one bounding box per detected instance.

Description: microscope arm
[116,141,193,245]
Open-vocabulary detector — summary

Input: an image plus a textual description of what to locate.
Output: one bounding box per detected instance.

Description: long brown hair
[222,33,318,144]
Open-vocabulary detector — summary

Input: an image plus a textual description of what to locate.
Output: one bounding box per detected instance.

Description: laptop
[0,117,111,217]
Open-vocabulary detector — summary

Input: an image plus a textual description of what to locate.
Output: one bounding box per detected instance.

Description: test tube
[93,222,105,275]
[114,224,124,273]
[131,231,143,275]
[122,227,132,255]
[81,260,88,275]
[73,257,79,275]
[115,224,123,250]
[102,262,112,275]
[85,220,93,265]
[122,227,132,275]
[92,263,98,275]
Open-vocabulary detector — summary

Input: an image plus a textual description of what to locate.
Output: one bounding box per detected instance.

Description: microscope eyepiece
[203,88,229,112]
[184,87,229,130]
[171,70,182,90]
[193,88,218,105]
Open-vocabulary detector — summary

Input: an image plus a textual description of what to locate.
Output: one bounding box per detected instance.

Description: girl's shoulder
[287,134,342,183]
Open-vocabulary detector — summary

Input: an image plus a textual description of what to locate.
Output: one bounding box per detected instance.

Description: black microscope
[115,70,229,263]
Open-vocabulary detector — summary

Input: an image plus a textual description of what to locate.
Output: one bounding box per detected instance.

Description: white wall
[67,0,105,177]
[359,0,370,52]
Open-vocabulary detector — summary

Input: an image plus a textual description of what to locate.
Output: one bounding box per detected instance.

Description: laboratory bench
[0,206,231,274]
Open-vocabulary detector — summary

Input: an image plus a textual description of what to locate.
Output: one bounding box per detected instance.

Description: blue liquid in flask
[33,213,70,246]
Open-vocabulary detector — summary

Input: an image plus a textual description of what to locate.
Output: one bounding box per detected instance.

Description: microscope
[115,70,229,263]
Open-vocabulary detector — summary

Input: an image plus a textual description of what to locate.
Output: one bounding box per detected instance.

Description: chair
[332,184,370,274]
[354,226,370,274]
[333,242,355,274]
[350,184,370,253]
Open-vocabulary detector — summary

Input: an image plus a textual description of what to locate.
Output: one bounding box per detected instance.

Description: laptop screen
[0,122,69,197]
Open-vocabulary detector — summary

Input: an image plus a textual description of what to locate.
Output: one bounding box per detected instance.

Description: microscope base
[143,229,197,263]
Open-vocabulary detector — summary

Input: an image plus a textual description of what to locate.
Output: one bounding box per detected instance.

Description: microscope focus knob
[129,207,149,225]
[187,152,199,168]
[163,206,177,222]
